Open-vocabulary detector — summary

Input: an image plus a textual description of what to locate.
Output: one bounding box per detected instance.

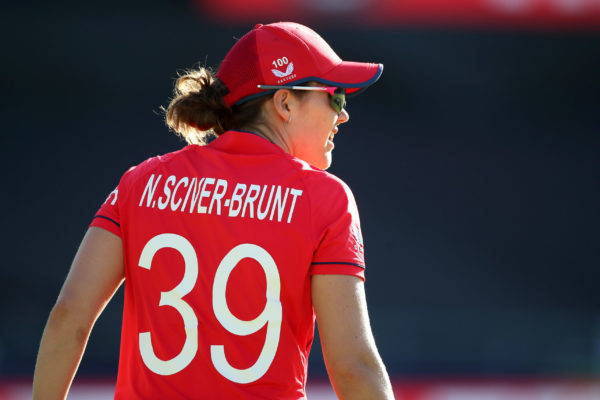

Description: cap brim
[317,62,383,96]
[232,62,383,105]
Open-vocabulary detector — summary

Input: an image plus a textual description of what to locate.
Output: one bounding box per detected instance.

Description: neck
[242,123,292,155]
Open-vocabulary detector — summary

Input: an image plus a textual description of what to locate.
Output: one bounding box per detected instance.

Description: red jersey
[90,130,365,399]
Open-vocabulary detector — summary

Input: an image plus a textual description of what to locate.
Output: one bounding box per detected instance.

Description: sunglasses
[257,85,347,114]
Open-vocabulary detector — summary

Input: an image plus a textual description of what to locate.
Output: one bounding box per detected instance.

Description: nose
[337,108,350,124]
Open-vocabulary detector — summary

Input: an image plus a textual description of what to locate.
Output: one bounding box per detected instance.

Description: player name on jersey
[138,174,303,223]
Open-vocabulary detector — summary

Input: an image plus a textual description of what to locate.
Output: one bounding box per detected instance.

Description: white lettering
[136,175,302,223]
[228,184,247,218]
[286,189,303,223]
[257,185,275,220]
[209,179,228,215]
[181,178,197,212]
[276,73,297,84]
[241,184,261,218]
[158,175,177,210]
[187,178,205,213]
[198,178,215,214]
[270,186,290,222]
[139,174,162,207]
[171,177,189,212]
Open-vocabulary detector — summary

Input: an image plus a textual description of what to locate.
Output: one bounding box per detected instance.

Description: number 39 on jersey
[137,233,282,384]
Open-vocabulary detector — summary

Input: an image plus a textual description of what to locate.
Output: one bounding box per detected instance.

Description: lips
[329,126,338,142]
[327,134,335,151]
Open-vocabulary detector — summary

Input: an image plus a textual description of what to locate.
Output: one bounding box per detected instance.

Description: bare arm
[312,275,395,400]
[33,227,125,400]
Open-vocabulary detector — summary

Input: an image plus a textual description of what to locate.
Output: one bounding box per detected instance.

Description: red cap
[216,22,383,106]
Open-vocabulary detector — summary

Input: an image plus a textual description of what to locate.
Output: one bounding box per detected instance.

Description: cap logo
[271,57,294,78]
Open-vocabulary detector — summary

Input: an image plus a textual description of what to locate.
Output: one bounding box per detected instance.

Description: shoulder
[282,159,357,220]
[286,157,353,197]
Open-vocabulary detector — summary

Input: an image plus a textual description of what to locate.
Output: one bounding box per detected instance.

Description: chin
[319,155,333,170]
[302,153,331,170]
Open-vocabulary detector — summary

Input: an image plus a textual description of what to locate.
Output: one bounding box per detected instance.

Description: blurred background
[1,0,599,398]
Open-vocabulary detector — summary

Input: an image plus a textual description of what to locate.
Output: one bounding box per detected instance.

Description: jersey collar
[208,130,287,156]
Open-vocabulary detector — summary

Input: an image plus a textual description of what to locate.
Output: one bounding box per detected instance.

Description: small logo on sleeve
[351,224,364,253]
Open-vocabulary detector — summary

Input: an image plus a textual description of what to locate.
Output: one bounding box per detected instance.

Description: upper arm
[55,227,125,321]
[311,274,378,369]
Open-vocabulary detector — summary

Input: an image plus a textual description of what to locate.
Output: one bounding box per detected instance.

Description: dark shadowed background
[1,0,599,384]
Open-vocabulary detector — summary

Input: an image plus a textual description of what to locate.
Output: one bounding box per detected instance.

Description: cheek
[310,115,336,141]
[292,134,330,169]
[295,117,330,146]
[290,98,336,164]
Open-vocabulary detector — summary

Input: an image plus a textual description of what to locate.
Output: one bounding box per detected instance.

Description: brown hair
[164,67,273,145]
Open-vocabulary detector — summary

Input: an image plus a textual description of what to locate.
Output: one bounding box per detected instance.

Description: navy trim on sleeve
[93,215,120,228]
[312,261,365,269]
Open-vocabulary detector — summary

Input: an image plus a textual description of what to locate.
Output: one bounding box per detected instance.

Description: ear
[271,89,294,123]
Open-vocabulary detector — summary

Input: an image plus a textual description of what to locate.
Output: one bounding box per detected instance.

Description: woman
[33,22,394,399]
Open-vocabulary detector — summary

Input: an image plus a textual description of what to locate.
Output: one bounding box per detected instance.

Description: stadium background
[1,0,599,398]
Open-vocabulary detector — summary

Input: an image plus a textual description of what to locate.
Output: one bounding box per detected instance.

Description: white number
[137,236,281,384]
[272,57,289,68]
[138,234,198,375]
[211,244,282,383]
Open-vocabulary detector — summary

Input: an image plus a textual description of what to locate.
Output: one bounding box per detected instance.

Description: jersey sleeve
[89,167,134,237]
[310,176,366,281]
